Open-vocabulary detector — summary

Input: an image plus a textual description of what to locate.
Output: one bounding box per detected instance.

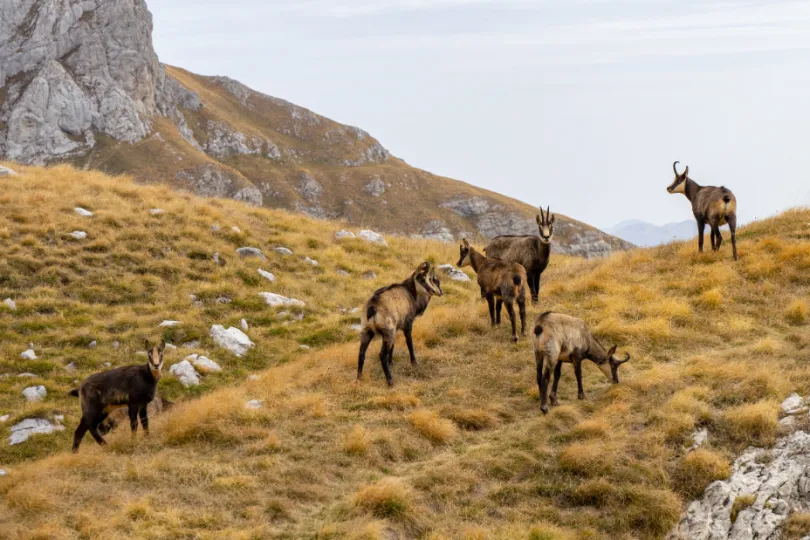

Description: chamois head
[457,238,473,268]
[414,262,443,297]
[536,206,555,244]
[595,345,631,384]
[145,339,165,379]
[667,161,690,195]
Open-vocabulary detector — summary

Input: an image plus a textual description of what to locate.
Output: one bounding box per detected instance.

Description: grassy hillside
[1,164,810,539]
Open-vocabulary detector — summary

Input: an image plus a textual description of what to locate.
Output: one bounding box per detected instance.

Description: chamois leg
[357,328,375,381]
[531,272,540,304]
[139,406,149,435]
[495,299,503,325]
[574,359,585,400]
[728,213,739,260]
[716,226,724,250]
[128,404,139,437]
[549,361,563,407]
[535,350,547,414]
[87,419,107,447]
[404,322,418,366]
[379,333,395,387]
[485,294,496,327]
[710,226,720,251]
[539,361,553,415]
[517,293,527,337]
[72,417,89,453]
[505,300,518,342]
[697,218,706,253]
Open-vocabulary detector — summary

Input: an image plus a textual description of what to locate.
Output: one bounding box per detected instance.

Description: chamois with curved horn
[667,161,738,260]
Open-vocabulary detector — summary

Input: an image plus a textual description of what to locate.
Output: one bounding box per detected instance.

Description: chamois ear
[144,339,150,352]
[462,238,470,247]
[550,212,555,224]
[683,166,689,177]
[416,261,430,275]
[159,339,166,353]
[607,345,617,358]
[536,214,541,225]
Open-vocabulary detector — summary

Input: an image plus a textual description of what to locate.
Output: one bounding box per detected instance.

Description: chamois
[69,340,164,452]
[484,206,554,304]
[533,312,630,414]
[668,161,738,260]
[357,262,443,387]
[457,238,528,342]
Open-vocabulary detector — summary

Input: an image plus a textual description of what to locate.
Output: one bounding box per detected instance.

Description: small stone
[0,469,6,477]
[88,341,97,348]
[9,418,64,445]
[17,373,36,378]
[3,298,16,310]
[182,340,201,349]
[54,414,64,423]
[304,256,319,266]
[245,399,262,410]
[169,360,201,387]
[362,271,376,280]
[210,325,255,357]
[191,355,221,373]
[0,415,9,423]
[248,374,260,381]
[165,343,177,351]
[688,428,708,451]
[159,320,181,327]
[438,264,471,282]
[779,416,797,430]
[358,229,387,246]
[300,345,311,351]
[231,226,242,233]
[211,224,221,232]
[22,386,46,402]
[113,341,120,349]
[0,166,18,177]
[337,269,350,277]
[150,208,165,215]
[259,292,305,308]
[351,324,363,332]
[74,207,93,217]
[335,230,356,239]
[350,307,360,314]
[236,247,265,259]
[69,231,87,240]
[241,319,249,331]
[20,349,37,360]
[274,247,293,255]
[257,268,276,282]
[216,296,232,304]
[104,362,111,367]
[189,294,198,302]
[781,393,806,415]
[65,363,76,371]
[277,311,289,319]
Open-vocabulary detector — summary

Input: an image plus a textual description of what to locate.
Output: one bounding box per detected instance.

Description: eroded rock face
[175,164,262,207]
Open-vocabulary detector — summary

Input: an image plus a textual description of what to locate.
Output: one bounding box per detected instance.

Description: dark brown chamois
[357,262,443,387]
[533,312,630,414]
[458,238,528,342]
[69,340,164,452]
[484,206,554,304]
[668,161,738,260]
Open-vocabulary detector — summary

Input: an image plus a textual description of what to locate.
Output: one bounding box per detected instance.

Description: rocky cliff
[0,0,631,257]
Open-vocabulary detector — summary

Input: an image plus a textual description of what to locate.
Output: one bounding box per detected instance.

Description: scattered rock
[259,292,305,308]
[274,247,293,256]
[304,256,319,266]
[362,271,377,280]
[20,349,37,360]
[0,469,5,477]
[169,360,200,387]
[22,386,46,402]
[248,374,260,381]
[231,226,242,233]
[54,414,64,423]
[210,325,255,357]
[165,343,177,352]
[159,320,181,327]
[358,229,387,246]
[69,231,87,240]
[781,393,806,415]
[350,307,360,314]
[363,176,386,197]
[337,269,350,277]
[437,264,471,282]
[335,230,356,239]
[216,296,232,304]
[300,345,311,351]
[668,431,810,539]
[3,298,16,310]
[351,324,363,332]
[182,340,201,349]
[277,311,290,319]
[0,415,9,423]
[187,354,222,373]
[9,418,64,445]
[149,208,165,215]
[88,341,97,348]
[113,341,120,349]
[104,362,111,367]
[241,319,249,331]
[779,416,797,430]
[688,428,709,451]
[74,207,93,217]
[258,268,276,282]
[236,247,266,259]
[245,399,263,410]
[211,224,221,232]
[65,363,76,371]
[0,166,18,177]
[17,373,36,378]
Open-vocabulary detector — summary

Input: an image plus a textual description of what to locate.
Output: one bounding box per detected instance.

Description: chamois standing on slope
[484,206,554,304]
[69,340,164,452]
[668,161,738,260]
[533,312,630,414]
[357,262,443,387]
[458,238,528,342]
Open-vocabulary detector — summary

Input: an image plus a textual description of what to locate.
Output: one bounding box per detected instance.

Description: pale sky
[149,0,810,229]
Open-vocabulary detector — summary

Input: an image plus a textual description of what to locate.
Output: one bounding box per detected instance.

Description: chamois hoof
[577,392,585,400]
[512,336,519,343]
[540,406,549,415]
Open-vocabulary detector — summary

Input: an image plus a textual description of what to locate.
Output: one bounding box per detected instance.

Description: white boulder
[259,292,305,308]
[20,349,37,360]
[69,231,87,240]
[358,229,387,246]
[304,257,319,266]
[257,268,276,282]
[169,360,200,387]
[781,393,806,414]
[188,354,222,373]
[9,418,64,445]
[335,230,356,239]
[0,415,9,422]
[210,325,255,357]
[274,247,293,255]
[159,320,181,327]
[438,264,471,282]
[245,399,263,410]
[74,207,93,217]
[22,386,46,402]
[3,298,16,310]
[236,247,265,259]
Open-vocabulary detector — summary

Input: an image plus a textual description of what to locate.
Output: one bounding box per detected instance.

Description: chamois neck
[587,336,608,364]
[469,248,487,273]
[683,178,702,202]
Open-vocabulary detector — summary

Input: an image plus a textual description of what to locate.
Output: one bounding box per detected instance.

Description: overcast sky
[149,0,810,229]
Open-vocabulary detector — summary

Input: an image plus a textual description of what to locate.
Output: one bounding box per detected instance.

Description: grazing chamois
[668,161,738,260]
[457,238,528,342]
[484,206,554,304]
[357,262,443,387]
[533,312,630,414]
[69,340,164,452]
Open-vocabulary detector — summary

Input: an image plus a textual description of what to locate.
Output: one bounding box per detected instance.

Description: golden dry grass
[1,164,810,538]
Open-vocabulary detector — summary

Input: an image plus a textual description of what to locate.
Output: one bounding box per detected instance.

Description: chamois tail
[366,306,376,321]
[723,195,731,204]
[534,324,543,337]
[68,389,79,397]
[512,274,522,298]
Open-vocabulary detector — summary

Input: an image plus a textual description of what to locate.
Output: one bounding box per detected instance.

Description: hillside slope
[1,164,810,539]
[0,0,630,257]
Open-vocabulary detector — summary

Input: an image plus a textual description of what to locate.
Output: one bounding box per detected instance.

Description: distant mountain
[604,219,698,247]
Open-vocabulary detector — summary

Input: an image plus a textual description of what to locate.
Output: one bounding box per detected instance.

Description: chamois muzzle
[609,353,631,384]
